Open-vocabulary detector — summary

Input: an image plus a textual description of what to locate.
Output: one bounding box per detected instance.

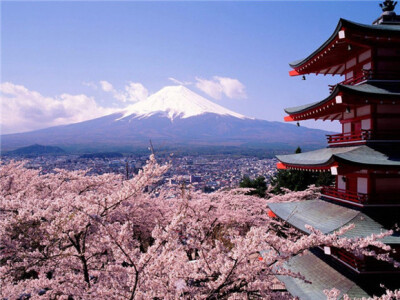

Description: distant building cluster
[2,154,278,191]
[164,155,277,192]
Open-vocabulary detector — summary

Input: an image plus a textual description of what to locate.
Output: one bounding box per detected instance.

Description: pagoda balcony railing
[322,186,400,205]
[327,130,400,145]
[330,248,366,271]
[326,130,372,144]
[329,248,397,272]
[329,70,400,92]
[321,186,368,204]
[329,73,370,92]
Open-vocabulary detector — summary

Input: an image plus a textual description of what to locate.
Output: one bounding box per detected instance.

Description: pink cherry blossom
[0,157,398,299]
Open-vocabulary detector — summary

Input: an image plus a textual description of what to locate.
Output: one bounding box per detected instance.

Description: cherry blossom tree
[0,157,398,299]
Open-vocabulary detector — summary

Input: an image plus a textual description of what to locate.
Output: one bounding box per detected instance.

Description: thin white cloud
[0,82,116,134]
[195,77,223,99]
[168,77,193,86]
[99,80,114,92]
[195,76,247,100]
[82,81,98,89]
[99,80,148,103]
[215,76,247,99]
[121,82,148,103]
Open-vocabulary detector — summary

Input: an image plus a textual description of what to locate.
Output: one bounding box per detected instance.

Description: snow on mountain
[118,85,249,121]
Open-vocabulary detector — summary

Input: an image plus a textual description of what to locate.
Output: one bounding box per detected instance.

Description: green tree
[239,175,267,198]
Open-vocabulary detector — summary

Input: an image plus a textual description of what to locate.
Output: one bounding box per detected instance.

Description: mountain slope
[1,86,331,152]
[7,144,66,156]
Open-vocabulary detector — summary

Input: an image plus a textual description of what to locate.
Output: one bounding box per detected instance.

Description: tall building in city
[270,1,400,298]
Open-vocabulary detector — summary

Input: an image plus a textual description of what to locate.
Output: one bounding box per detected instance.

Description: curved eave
[276,162,334,172]
[276,145,400,169]
[289,19,344,69]
[284,82,400,121]
[284,85,341,116]
[276,147,352,168]
[289,18,400,73]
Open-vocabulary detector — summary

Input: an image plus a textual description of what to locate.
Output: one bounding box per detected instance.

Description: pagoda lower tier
[269,200,400,298]
[278,249,400,300]
[283,81,400,147]
[277,144,400,208]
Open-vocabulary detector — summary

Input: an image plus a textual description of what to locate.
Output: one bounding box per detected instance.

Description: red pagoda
[270,1,400,298]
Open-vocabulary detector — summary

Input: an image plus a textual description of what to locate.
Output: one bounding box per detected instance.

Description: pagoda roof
[269,200,400,244]
[284,81,400,116]
[276,252,370,300]
[290,18,400,71]
[276,145,400,168]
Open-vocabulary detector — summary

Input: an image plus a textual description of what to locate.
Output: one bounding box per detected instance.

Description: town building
[270,1,400,298]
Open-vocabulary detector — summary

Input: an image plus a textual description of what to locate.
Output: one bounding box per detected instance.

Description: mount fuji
[1,86,330,153]
[120,85,248,121]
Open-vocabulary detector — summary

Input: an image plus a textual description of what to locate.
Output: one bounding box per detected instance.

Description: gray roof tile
[277,252,370,300]
[269,200,400,244]
[276,145,400,167]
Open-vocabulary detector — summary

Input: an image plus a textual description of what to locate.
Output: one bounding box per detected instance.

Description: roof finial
[380,0,397,12]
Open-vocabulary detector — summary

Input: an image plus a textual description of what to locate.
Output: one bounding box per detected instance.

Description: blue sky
[1,0,389,133]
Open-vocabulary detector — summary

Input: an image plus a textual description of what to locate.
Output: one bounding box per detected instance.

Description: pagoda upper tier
[284,81,400,122]
[284,81,400,146]
[289,19,400,80]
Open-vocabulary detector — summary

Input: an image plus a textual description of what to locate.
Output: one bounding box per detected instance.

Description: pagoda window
[337,175,346,190]
[357,105,371,117]
[358,49,372,62]
[363,61,372,70]
[337,65,345,74]
[361,118,371,130]
[343,123,352,133]
[345,70,354,80]
[346,57,357,69]
[357,177,368,194]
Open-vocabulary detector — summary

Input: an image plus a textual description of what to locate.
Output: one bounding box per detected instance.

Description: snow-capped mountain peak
[119,85,249,120]
[2,84,329,151]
